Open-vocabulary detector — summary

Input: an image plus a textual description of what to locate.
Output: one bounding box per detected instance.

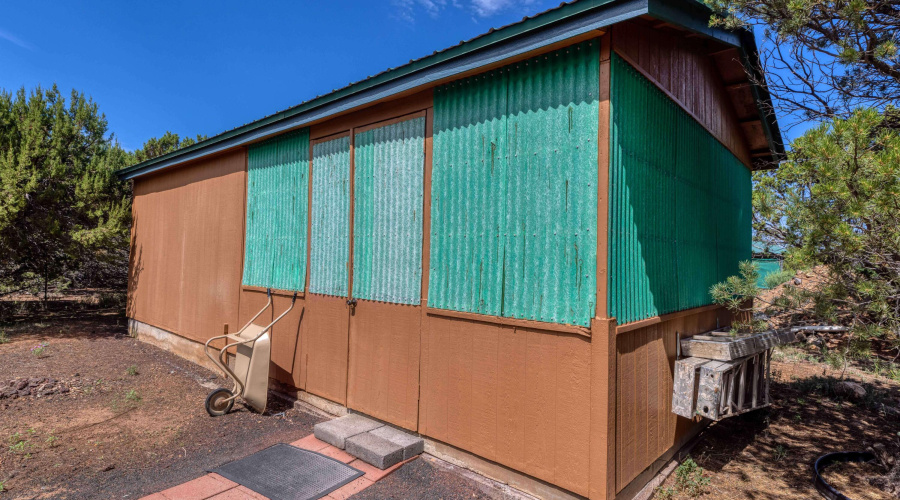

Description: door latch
[346,298,357,307]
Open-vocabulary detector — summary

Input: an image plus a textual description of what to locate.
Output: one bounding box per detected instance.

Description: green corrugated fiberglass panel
[504,41,599,325]
[353,116,426,304]
[430,66,508,317]
[310,135,351,297]
[242,129,309,291]
[430,40,599,326]
[674,108,719,310]
[716,146,753,282]
[608,53,752,325]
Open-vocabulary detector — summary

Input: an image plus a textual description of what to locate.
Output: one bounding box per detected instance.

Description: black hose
[812,451,876,500]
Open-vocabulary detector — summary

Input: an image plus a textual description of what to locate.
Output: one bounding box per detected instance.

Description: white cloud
[0,28,34,50]
[470,0,513,17]
[392,0,448,22]
[393,0,543,22]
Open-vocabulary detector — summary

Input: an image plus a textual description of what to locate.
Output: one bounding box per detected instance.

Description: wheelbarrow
[203,289,298,416]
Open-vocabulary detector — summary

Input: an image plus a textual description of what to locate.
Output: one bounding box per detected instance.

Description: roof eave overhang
[647,0,784,166]
[737,29,786,166]
[118,0,780,180]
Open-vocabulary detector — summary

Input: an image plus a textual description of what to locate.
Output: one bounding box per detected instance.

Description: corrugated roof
[117,0,782,180]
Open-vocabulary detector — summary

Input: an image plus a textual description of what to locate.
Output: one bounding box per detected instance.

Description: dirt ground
[653,350,900,499]
[0,304,324,499]
[355,455,531,500]
[0,301,522,500]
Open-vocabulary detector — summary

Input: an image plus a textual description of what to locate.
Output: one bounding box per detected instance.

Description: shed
[752,241,786,289]
[118,1,783,498]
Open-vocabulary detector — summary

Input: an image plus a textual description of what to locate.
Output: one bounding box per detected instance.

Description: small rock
[59,387,70,394]
[15,380,27,390]
[806,335,824,347]
[18,389,31,397]
[835,381,867,399]
[100,464,115,472]
[793,277,802,285]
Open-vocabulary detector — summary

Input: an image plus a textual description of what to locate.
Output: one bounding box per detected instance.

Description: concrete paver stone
[368,425,424,460]
[345,432,404,470]
[314,414,383,449]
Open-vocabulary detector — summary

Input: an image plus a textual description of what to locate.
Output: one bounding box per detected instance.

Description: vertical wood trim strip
[301,146,314,390]
[237,149,248,336]
[589,30,616,500]
[346,129,356,401]
[589,317,617,499]
[419,106,435,433]
[596,32,611,321]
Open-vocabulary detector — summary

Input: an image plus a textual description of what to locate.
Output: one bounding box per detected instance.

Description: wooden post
[589,317,617,499]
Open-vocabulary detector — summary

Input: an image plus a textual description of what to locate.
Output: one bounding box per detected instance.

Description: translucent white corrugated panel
[309,135,351,297]
[352,117,425,305]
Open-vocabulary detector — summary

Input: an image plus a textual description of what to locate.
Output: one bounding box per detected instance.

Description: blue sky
[2,0,563,151]
[3,1,807,152]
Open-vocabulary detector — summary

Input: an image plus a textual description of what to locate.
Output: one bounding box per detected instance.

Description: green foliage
[773,444,788,462]
[124,389,141,402]
[674,457,710,497]
[711,261,760,311]
[131,131,206,163]
[126,365,138,376]
[822,346,846,369]
[763,268,794,289]
[29,342,48,357]
[0,85,131,295]
[754,109,900,354]
[0,330,8,344]
[0,85,205,300]
[710,261,769,333]
[655,486,676,499]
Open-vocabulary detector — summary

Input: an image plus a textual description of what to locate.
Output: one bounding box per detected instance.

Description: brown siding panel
[420,315,592,496]
[129,150,246,344]
[347,301,421,431]
[237,290,307,387]
[615,307,725,492]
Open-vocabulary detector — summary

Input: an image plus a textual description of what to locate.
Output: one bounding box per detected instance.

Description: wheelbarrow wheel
[205,388,234,416]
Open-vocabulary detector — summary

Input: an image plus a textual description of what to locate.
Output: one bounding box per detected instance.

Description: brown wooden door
[346,113,428,430]
[303,133,352,405]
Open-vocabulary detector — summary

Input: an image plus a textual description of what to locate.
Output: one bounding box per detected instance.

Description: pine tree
[0,85,131,297]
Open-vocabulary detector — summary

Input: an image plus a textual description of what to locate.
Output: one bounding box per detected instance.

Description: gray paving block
[369,425,424,460]
[314,414,383,449]
[345,432,404,470]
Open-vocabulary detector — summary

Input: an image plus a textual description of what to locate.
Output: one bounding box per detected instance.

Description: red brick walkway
[140,434,414,500]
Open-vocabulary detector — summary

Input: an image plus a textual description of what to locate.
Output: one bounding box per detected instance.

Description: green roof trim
[117,0,782,180]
